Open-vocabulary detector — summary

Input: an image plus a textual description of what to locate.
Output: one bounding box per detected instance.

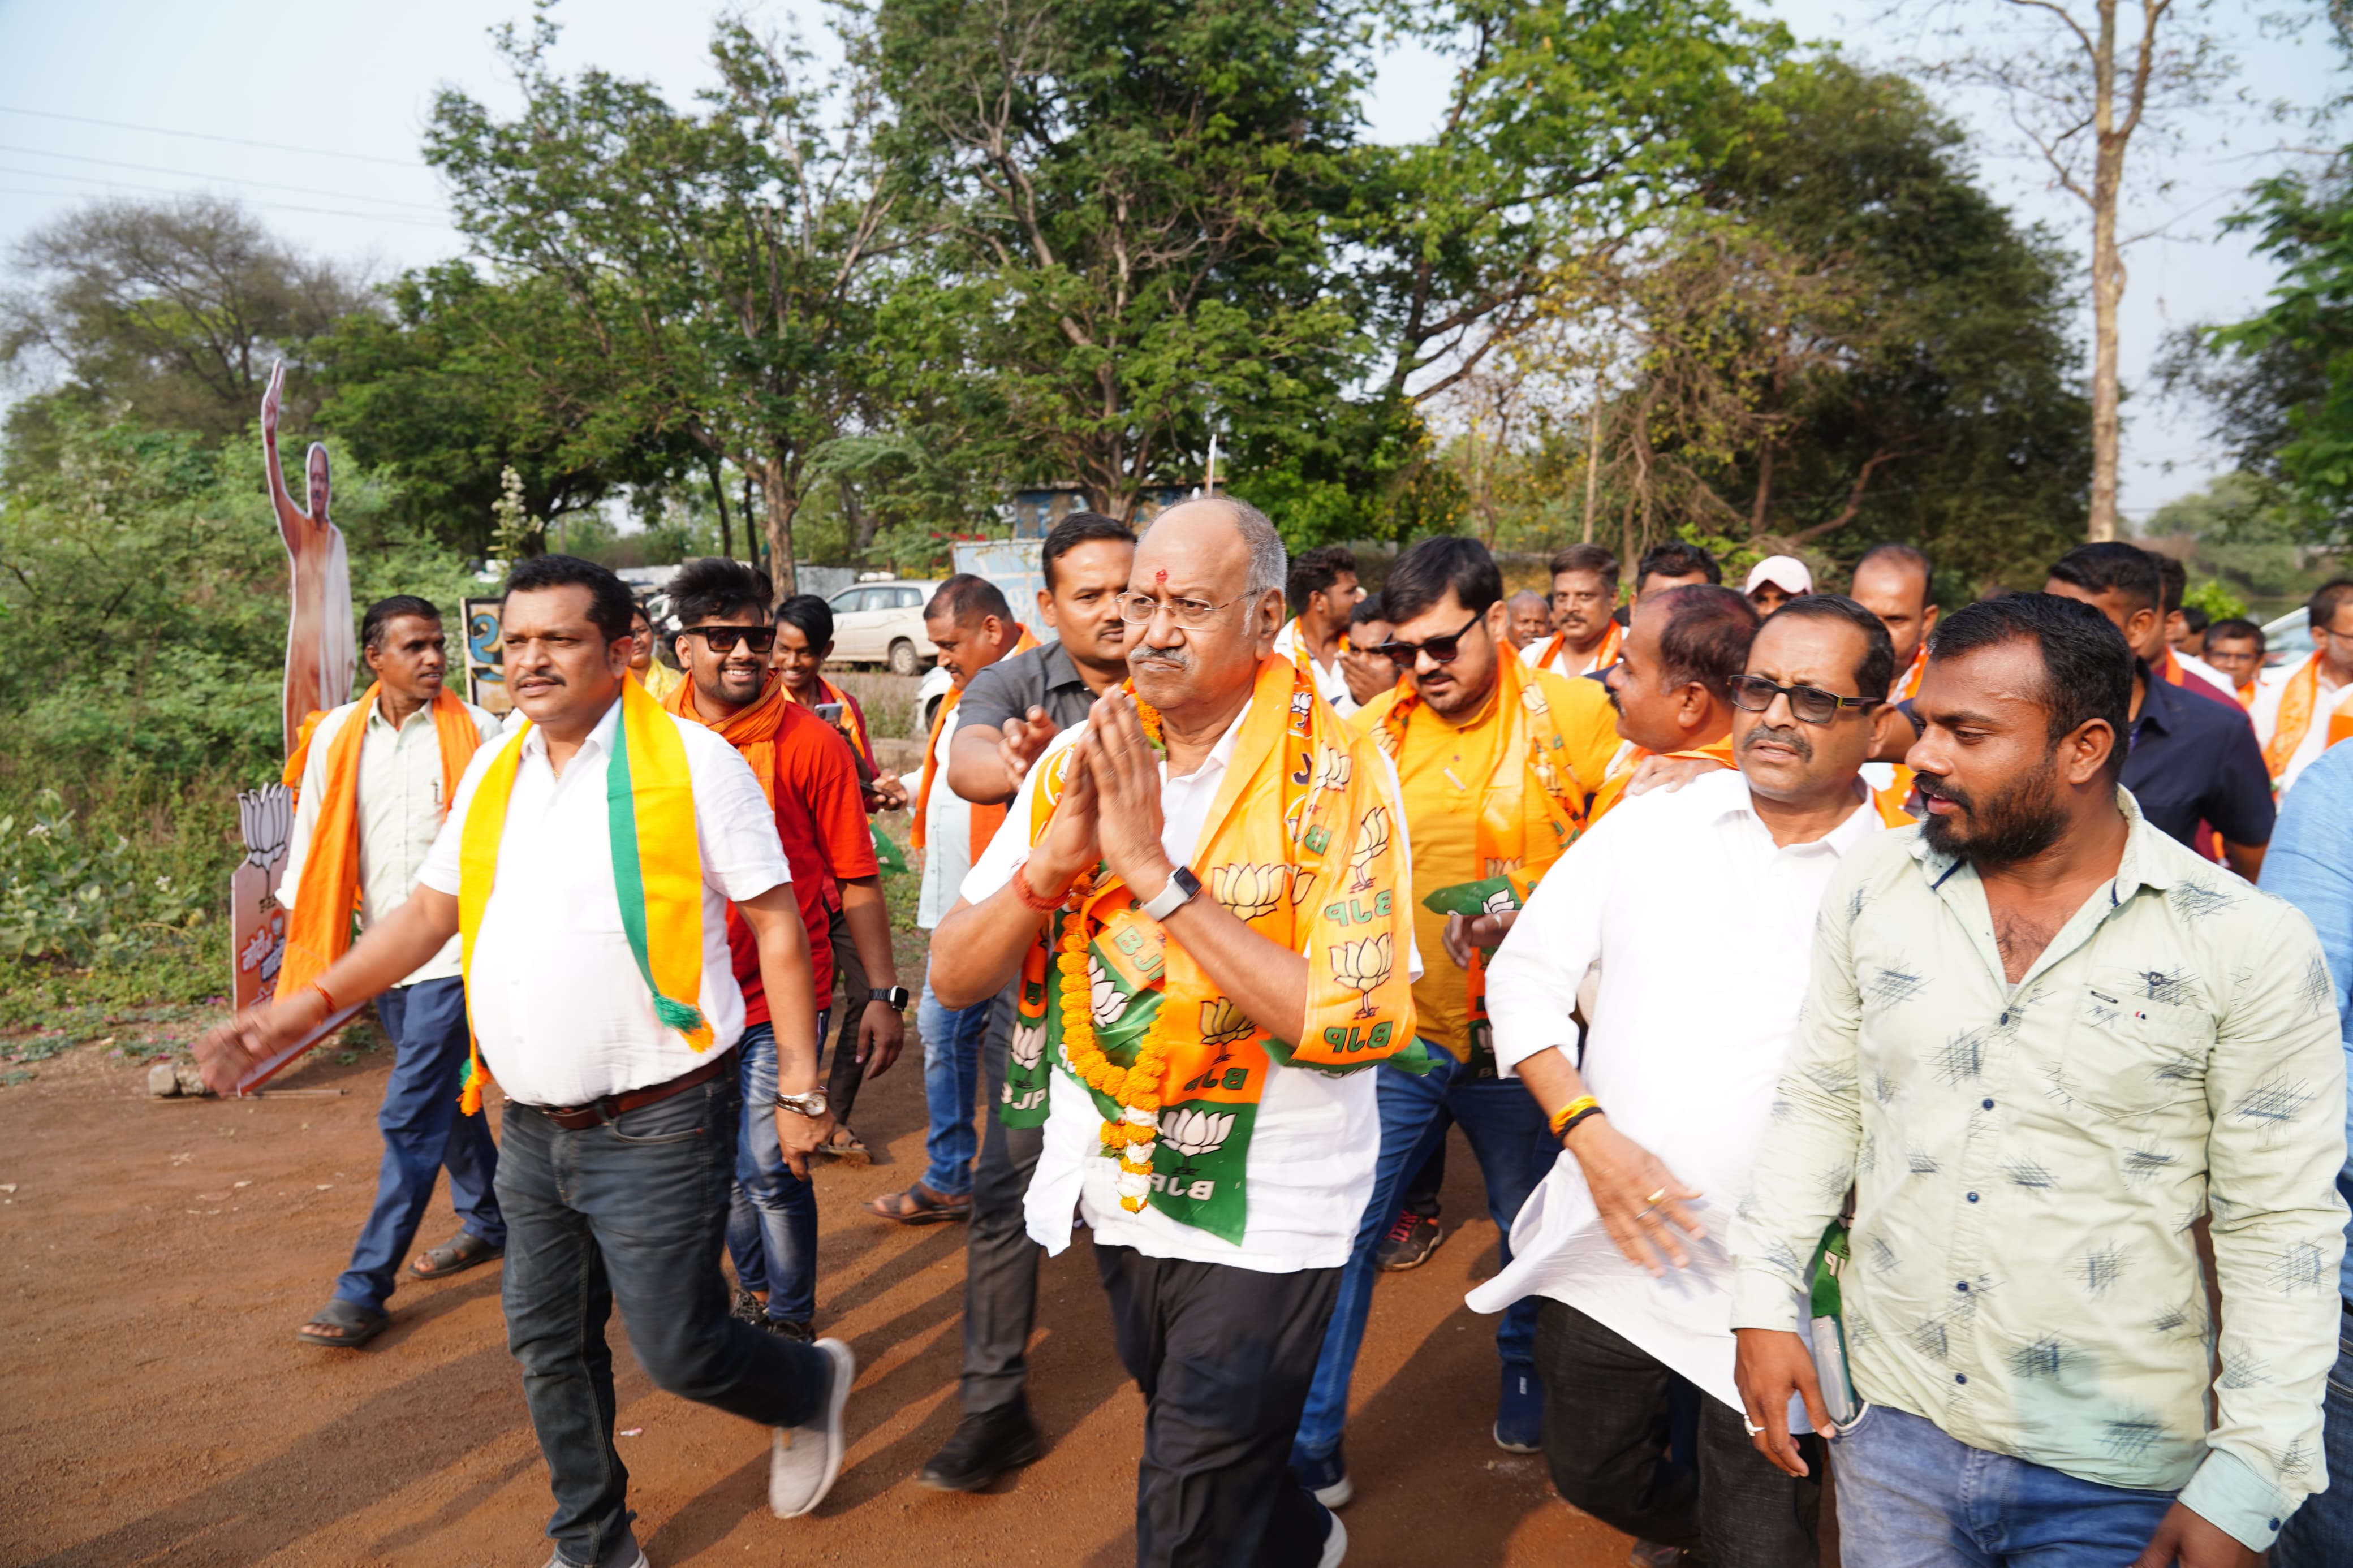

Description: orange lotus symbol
[1198,996,1254,1047]
[1210,862,1285,924]
[1312,745,1352,792]
[1348,805,1391,892]
[1331,931,1394,1017]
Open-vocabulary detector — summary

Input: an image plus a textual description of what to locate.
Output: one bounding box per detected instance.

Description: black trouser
[1094,1243,1340,1568]
[498,1072,831,1566]
[1533,1299,1820,1568]
[960,983,1042,1415]
[822,902,870,1122]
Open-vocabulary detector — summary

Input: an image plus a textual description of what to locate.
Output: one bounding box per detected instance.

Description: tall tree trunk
[1749,443,1775,537]
[760,456,799,600]
[704,452,734,560]
[2088,0,2124,542]
[1581,398,1602,545]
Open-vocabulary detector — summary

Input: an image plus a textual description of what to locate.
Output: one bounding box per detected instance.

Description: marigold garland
[1054,688,1180,1212]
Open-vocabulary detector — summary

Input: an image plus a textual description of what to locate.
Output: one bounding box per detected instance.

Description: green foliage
[2182,578,2248,623]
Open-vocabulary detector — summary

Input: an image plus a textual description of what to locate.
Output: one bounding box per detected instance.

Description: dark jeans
[1533,1299,1820,1568]
[1294,1046,1554,1464]
[822,904,871,1123]
[333,977,504,1312]
[961,984,1043,1415]
[2275,1303,2353,1567]
[1096,1243,1341,1568]
[497,1066,833,1567]
[723,1021,823,1324]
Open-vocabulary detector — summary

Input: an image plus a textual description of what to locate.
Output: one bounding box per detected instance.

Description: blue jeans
[917,978,992,1197]
[2273,1303,2353,1567]
[333,977,503,1312]
[1831,1403,2175,1566]
[498,1066,832,1566]
[1291,1044,1554,1465]
[723,1021,821,1325]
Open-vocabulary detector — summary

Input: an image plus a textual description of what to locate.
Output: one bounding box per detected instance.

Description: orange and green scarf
[913,625,1039,856]
[454,679,710,1113]
[1528,619,1622,680]
[1376,651,1585,1065]
[278,684,484,1003]
[1001,654,1417,1241]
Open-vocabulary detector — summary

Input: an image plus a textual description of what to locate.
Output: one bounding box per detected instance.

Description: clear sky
[0,0,2339,524]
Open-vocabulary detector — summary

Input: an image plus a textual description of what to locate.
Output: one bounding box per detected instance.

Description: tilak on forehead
[1155,567,1167,584]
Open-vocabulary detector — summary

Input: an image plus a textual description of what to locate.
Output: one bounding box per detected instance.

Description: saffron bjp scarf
[660,666,787,806]
[1375,652,1585,1066]
[278,685,482,1003]
[1001,654,1416,1242]
[787,675,873,768]
[912,625,1039,856]
[1529,619,1623,679]
[1587,735,1740,824]
[454,679,710,1113]
[2262,652,2353,787]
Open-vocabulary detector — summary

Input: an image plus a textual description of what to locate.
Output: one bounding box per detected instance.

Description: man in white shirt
[197,556,855,1566]
[2253,579,2353,796]
[277,596,504,1350]
[1272,543,1367,714]
[1471,593,1904,1567]
[930,499,1419,1568]
[874,573,1029,1225]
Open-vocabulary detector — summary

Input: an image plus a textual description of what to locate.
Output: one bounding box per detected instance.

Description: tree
[1903,0,2238,542]
[0,196,372,465]
[424,13,920,594]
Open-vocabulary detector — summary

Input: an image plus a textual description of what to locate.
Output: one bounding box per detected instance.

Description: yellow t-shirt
[1352,668,1617,1056]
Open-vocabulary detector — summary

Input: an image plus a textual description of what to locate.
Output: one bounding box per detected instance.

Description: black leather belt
[533,1048,735,1130]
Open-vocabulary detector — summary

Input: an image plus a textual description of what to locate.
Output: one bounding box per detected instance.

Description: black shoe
[768,1317,815,1343]
[732,1289,766,1328]
[1376,1211,1443,1272]
[916,1403,1047,1492]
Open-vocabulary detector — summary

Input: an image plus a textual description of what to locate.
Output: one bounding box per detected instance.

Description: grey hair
[1146,496,1286,599]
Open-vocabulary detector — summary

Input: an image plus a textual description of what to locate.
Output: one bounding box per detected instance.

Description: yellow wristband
[1548,1094,1601,1137]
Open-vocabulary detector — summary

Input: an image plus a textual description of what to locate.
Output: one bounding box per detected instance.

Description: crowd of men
[196,510,2353,1568]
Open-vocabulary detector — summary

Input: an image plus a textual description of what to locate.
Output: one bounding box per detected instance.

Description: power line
[0,142,443,212]
[0,103,423,169]
[0,169,457,231]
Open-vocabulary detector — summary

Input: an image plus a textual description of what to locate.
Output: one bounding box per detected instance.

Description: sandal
[817,1125,870,1165]
[298,1299,388,1349]
[865,1182,973,1225]
[410,1231,504,1280]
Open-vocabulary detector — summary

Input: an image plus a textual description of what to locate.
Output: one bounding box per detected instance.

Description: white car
[825,580,940,675]
[2261,604,2312,667]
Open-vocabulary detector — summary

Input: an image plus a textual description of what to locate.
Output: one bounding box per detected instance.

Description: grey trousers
[960,981,1045,1415]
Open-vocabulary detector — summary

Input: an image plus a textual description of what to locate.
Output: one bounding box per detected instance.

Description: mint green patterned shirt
[1729,791,2347,1550]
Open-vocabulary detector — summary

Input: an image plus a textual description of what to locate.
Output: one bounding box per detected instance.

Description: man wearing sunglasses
[1473,594,1906,1567]
[1288,537,1620,1509]
[661,558,906,1342]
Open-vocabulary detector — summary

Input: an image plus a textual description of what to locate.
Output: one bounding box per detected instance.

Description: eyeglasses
[686,624,777,655]
[1117,591,1247,629]
[1376,612,1484,667]
[1730,675,1880,725]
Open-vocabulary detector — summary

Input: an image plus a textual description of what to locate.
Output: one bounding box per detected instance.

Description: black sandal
[410,1231,504,1280]
[298,1299,387,1349]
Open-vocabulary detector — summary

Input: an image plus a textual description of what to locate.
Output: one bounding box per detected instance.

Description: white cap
[1744,555,1812,597]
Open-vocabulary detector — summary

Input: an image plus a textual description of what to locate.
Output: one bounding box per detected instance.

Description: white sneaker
[1316,1506,1348,1568]
[769,1338,855,1518]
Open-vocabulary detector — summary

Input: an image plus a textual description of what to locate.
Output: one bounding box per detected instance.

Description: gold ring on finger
[1645,1187,1668,1206]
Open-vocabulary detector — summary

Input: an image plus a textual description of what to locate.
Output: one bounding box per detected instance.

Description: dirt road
[0,1030,1634,1567]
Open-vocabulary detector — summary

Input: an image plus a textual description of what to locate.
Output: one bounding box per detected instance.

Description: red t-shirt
[727,701,881,1026]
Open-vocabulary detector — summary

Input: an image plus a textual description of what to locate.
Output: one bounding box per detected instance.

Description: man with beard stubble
[1730,592,2346,1567]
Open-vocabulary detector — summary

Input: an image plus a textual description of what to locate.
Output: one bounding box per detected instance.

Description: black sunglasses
[686,624,777,655]
[1729,674,1880,726]
[1376,612,1484,667]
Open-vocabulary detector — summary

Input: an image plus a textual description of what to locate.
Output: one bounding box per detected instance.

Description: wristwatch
[868,986,911,1012]
[774,1088,830,1118]
[1137,864,1202,922]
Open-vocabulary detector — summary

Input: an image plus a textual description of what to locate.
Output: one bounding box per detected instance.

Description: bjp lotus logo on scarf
[1160,1107,1236,1159]
[1332,931,1395,1017]
[1198,995,1255,1048]
[1521,682,1552,716]
[1087,954,1127,1027]
[1312,745,1352,793]
[1481,855,1524,879]
[1289,868,1317,906]
[1011,1020,1047,1072]
[1349,804,1393,892]
[1210,863,1285,924]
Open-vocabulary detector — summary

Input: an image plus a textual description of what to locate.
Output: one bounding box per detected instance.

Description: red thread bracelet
[1012,861,1070,913]
[307,980,338,1020]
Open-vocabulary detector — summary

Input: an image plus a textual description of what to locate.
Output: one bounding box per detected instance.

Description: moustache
[1132,641,1191,669]
[1912,772,1968,811]
[1740,722,1813,762]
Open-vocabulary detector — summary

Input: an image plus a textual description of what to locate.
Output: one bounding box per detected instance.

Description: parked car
[2261,604,2312,668]
[825,579,940,675]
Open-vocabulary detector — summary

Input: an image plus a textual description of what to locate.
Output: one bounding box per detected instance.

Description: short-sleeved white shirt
[959,700,1420,1273]
[417,694,790,1107]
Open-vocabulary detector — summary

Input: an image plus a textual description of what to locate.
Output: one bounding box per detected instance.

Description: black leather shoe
[916,1403,1047,1492]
